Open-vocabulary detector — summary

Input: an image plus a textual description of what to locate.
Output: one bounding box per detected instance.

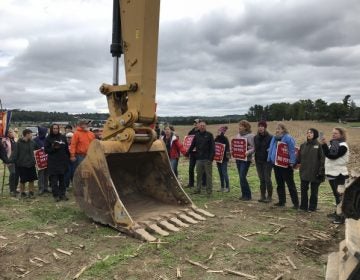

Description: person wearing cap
[214,126,230,192]
[254,121,273,203]
[34,126,50,195]
[298,128,325,212]
[70,119,95,170]
[64,132,75,189]
[13,127,19,142]
[65,125,73,134]
[185,118,206,188]
[2,129,19,196]
[92,128,102,140]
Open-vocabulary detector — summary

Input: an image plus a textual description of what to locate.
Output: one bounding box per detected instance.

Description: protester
[214,126,230,192]
[268,123,299,208]
[13,127,19,142]
[64,132,75,189]
[298,128,325,212]
[235,120,255,200]
[186,119,206,188]
[254,121,273,202]
[44,124,70,202]
[92,128,102,140]
[0,142,10,163]
[65,125,73,134]
[161,125,185,177]
[155,122,161,139]
[187,121,215,195]
[10,129,38,198]
[34,126,49,195]
[70,119,95,170]
[2,129,19,196]
[321,127,349,224]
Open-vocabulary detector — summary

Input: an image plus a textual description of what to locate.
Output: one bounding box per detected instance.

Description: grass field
[0,121,358,279]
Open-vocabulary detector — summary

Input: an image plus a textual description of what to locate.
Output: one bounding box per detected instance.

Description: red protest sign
[275,142,289,168]
[183,135,195,151]
[34,149,48,170]
[231,138,247,160]
[214,142,226,163]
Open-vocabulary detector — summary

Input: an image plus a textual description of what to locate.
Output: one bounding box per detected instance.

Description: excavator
[73,0,214,242]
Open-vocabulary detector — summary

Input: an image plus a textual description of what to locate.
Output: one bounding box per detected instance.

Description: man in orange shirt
[70,119,95,170]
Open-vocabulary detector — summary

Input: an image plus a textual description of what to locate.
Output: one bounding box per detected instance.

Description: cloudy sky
[0,0,359,116]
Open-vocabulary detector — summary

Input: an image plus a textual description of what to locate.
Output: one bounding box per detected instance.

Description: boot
[258,188,266,202]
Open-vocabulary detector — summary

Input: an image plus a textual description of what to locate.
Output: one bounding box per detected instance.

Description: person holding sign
[214,126,230,192]
[254,121,273,203]
[2,129,19,196]
[161,125,186,177]
[45,124,70,202]
[186,121,215,195]
[267,123,299,209]
[233,120,255,200]
[298,128,325,212]
[10,129,38,198]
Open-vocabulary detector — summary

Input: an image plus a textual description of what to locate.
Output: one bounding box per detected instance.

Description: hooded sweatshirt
[34,127,48,148]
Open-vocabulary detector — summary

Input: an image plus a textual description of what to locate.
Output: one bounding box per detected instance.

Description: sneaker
[28,192,35,199]
[10,191,17,197]
[20,192,27,198]
[60,195,69,201]
[217,188,224,192]
[274,202,285,207]
[54,197,61,202]
[224,188,230,193]
[332,215,345,224]
[240,197,252,201]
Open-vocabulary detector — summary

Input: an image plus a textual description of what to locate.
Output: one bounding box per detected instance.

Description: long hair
[49,124,60,136]
[277,122,288,134]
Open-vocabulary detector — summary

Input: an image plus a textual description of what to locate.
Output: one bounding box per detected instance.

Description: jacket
[2,137,16,158]
[70,127,95,157]
[214,134,230,162]
[254,131,272,163]
[187,130,215,161]
[235,132,255,162]
[0,142,8,163]
[34,127,48,148]
[322,141,349,177]
[298,139,325,182]
[267,133,296,166]
[161,134,186,159]
[11,138,38,168]
[44,133,70,175]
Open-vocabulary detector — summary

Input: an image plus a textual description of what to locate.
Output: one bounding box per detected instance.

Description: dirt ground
[0,121,358,280]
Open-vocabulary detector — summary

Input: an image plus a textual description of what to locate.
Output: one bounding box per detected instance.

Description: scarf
[328,138,344,156]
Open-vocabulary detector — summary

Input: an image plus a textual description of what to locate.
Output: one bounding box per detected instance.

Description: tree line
[5,95,359,125]
[246,95,360,122]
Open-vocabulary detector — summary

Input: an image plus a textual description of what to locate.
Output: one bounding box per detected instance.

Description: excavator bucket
[73,139,214,241]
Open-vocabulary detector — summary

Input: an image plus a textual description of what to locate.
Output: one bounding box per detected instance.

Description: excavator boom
[73,0,214,241]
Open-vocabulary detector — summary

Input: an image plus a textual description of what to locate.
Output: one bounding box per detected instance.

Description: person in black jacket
[44,124,70,202]
[0,141,9,163]
[187,121,215,195]
[254,121,273,202]
[214,126,230,192]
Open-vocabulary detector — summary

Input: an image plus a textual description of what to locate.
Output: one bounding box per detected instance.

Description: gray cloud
[0,0,359,116]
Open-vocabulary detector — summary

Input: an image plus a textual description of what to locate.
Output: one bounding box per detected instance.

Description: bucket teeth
[183,209,206,221]
[175,212,198,224]
[133,228,157,242]
[191,206,215,217]
[168,217,190,228]
[140,221,169,236]
[151,218,181,232]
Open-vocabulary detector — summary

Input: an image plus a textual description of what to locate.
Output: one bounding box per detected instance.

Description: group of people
[160,119,350,225]
[0,119,97,202]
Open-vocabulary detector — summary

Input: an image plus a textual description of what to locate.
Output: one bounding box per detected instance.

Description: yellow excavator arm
[73,0,214,241]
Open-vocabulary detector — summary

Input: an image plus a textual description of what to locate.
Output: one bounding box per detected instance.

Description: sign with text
[183,135,195,152]
[231,138,247,160]
[214,142,226,163]
[275,141,290,168]
[34,148,48,170]
[0,111,12,138]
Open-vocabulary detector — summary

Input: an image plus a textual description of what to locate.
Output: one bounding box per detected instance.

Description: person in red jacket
[70,119,95,170]
[161,125,186,177]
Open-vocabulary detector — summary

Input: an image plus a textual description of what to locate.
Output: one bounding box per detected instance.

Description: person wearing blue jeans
[214,126,230,192]
[234,120,255,200]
